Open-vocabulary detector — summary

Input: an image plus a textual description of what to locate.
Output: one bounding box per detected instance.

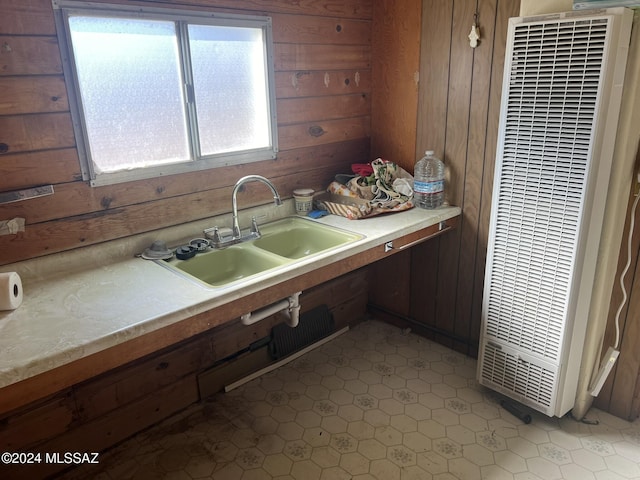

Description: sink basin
[156,216,362,287]
[169,243,288,287]
[253,217,362,259]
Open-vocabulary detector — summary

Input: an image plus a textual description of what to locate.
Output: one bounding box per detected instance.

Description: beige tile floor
[59,319,640,480]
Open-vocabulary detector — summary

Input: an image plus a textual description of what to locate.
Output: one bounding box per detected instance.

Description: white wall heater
[477,8,633,417]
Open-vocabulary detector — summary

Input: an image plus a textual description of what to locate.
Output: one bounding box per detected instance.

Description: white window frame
[53,0,278,186]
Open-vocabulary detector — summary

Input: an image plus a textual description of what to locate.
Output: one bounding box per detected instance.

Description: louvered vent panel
[478,8,632,417]
[484,18,608,363]
[480,343,557,414]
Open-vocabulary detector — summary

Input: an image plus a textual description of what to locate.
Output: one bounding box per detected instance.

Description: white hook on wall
[469,12,480,48]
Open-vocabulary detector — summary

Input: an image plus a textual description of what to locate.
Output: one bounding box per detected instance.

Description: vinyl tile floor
[59,319,640,480]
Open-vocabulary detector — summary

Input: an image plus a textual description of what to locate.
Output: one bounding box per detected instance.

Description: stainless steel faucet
[205,175,282,248]
[232,175,282,237]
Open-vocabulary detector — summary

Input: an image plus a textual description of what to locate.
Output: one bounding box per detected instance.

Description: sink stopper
[141,240,173,260]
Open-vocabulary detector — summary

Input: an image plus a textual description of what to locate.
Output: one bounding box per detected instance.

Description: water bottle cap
[425,150,434,156]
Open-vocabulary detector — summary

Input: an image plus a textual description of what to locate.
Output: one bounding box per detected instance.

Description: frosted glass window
[55,2,277,186]
[189,25,271,155]
[68,16,190,173]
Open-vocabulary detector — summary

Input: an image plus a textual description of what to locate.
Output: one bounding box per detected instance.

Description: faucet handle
[250,216,261,235]
[204,226,221,243]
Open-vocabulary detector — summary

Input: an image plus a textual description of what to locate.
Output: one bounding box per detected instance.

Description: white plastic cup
[293,188,314,215]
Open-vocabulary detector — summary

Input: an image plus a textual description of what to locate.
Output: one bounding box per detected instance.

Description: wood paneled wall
[370,1,422,169]
[0,0,373,266]
[406,0,519,357]
[368,0,519,358]
[595,164,640,420]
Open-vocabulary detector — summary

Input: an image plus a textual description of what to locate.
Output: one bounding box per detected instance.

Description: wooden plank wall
[365,0,519,360]
[367,0,519,357]
[0,0,373,266]
[595,165,640,420]
[406,0,520,357]
[369,1,421,169]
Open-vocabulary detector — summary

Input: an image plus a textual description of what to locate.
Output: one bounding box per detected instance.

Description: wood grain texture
[0,0,372,266]
[406,0,519,354]
[274,43,371,71]
[0,36,62,76]
[278,116,370,151]
[0,159,357,263]
[1,141,367,222]
[415,0,453,160]
[276,70,371,99]
[0,148,82,190]
[370,0,421,171]
[132,0,374,19]
[431,0,479,347]
[0,113,75,154]
[277,94,370,125]
[272,13,371,44]
[469,0,520,357]
[594,185,640,419]
[0,0,56,35]
[453,0,498,352]
[0,77,68,115]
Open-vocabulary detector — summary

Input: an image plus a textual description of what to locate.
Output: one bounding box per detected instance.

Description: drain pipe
[241,291,302,327]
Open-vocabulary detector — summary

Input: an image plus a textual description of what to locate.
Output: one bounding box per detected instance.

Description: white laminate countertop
[0,202,461,390]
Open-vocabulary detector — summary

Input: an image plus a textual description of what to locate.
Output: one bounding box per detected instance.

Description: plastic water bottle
[414,150,445,209]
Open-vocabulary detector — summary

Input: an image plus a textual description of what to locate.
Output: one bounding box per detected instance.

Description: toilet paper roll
[0,272,23,311]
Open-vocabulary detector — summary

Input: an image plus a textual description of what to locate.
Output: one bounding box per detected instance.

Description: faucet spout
[232,175,282,238]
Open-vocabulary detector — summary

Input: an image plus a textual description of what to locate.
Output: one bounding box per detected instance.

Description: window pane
[68,16,190,172]
[188,24,271,156]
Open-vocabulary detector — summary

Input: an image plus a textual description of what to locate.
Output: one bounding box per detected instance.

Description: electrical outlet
[636,170,640,196]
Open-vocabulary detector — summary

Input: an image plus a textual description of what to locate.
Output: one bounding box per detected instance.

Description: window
[53,1,277,186]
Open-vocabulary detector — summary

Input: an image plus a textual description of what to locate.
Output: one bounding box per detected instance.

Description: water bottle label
[414,180,443,194]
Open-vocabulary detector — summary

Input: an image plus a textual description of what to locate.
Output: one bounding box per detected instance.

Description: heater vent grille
[478,8,632,417]
[485,17,608,363]
[480,343,557,414]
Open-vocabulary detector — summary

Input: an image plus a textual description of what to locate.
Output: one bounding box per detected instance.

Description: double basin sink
[158,216,363,288]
